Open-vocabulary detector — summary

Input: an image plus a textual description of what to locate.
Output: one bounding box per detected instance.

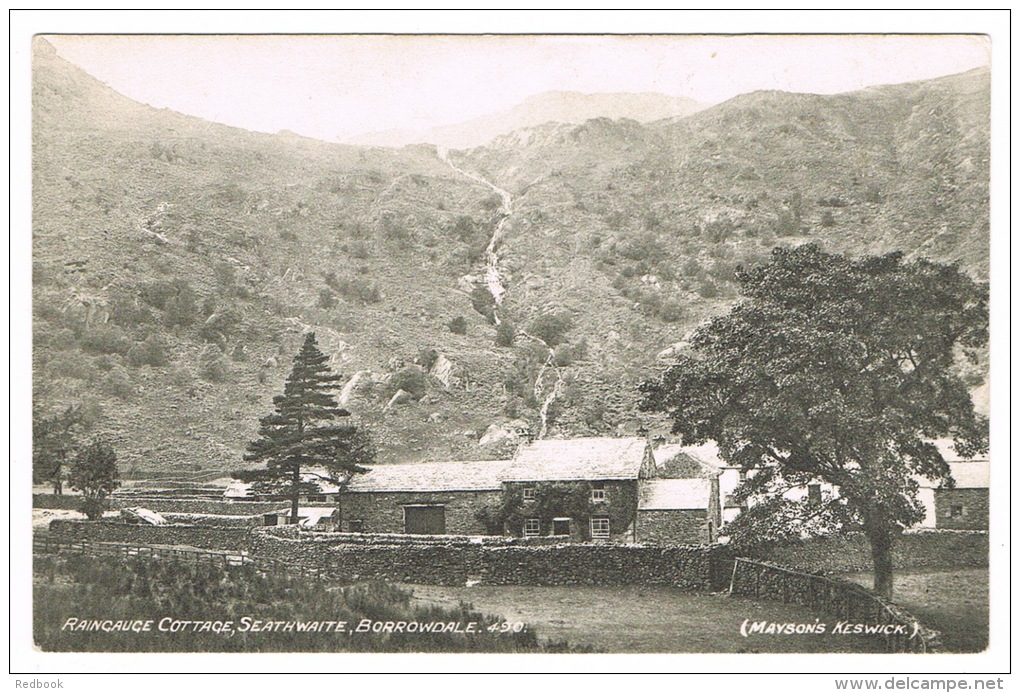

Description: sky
[43,34,990,143]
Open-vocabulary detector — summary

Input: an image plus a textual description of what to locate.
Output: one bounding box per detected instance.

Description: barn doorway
[403,505,446,534]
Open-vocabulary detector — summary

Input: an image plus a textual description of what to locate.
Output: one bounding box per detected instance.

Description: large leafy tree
[240,333,373,523]
[69,438,120,520]
[640,245,988,599]
[33,404,86,494]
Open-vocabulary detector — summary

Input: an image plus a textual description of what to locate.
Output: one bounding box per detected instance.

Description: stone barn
[340,460,513,535]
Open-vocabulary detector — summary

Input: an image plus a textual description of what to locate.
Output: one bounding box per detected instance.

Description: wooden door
[404,505,445,534]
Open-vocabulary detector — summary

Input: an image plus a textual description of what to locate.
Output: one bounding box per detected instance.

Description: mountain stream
[438,148,564,439]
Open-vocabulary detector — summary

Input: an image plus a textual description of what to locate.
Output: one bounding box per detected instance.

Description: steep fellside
[33,40,523,474]
[32,37,989,476]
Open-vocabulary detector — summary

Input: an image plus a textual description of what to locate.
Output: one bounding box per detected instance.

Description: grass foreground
[33,554,589,653]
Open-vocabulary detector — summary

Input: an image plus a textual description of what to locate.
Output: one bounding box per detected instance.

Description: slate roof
[917,461,990,489]
[505,437,650,482]
[652,442,723,478]
[638,479,713,510]
[345,460,516,493]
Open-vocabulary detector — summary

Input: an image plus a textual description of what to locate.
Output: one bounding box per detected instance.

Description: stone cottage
[340,437,720,544]
[913,441,989,530]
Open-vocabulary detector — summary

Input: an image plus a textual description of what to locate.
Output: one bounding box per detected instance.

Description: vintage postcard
[12,14,1009,683]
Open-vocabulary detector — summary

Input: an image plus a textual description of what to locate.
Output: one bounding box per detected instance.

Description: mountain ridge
[347,90,706,149]
[32,42,989,478]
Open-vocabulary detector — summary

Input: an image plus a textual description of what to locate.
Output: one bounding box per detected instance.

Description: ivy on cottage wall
[476,482,597,538]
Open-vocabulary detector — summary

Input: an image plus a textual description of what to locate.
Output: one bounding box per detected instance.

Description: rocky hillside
[32,37,989,477]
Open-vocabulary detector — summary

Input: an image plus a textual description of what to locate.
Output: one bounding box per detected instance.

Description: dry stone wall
[248,529,731,589]
[48,520,249,551]
[729,558,940,653]
[747,530,988,574]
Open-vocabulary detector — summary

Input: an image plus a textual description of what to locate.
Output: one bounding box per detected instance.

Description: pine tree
[241,333,373,523]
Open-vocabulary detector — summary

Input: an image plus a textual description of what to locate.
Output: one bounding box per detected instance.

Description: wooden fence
[728,557,938,653]
[33,534,250,567]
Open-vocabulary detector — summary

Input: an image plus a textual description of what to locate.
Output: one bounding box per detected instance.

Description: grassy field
[842,568,988,653]
[405,583,886,653]
[33,555,587,653]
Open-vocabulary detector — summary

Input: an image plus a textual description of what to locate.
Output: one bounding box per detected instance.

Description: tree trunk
[864,516,896,601]
[53,453,64,494]
[291,465,300,524]
[336,492,343,532]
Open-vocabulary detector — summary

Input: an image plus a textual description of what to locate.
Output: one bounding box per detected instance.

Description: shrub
[470,286,496,323]
[864,183,883,204]
[553,339,588,367]
[821,210,835,227]
[494,320,517,348]
[414,348,439,371]
[447,316,468,335]
[78,324,130,355]
[696,279,720,299]
[199,310,240,343]
[527,312,573,347]
[703,216,736,243]
[46,352,98,382]
[139,280,184,310]
[101,366,135,399]
[108,293,153,327]
[331,277,381,304]
[199,345,231,382]
[318,288,338,309]
[126,334,169,367]
[389,367,428,401]
[161,283,199,328]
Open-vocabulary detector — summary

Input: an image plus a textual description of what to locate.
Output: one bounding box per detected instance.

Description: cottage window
[591,484,606,502]
[590,516,610,539]
[950,504,965,518]
[308,494,327,503]
[524,518,541,537]
[522,488,536,501]
[807,484,822,504]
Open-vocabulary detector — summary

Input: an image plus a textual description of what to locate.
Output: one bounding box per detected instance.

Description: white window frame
[522,488,536,501]
[523,518,541,537]
[591,488,606,503]
[590,516,610,539]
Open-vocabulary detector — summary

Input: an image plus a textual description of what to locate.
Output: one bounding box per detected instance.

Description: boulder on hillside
[656,341,690,362]
[384,389,413,412]
[339,370,390,407]
[478,419,531,447]
[429,353,463,389]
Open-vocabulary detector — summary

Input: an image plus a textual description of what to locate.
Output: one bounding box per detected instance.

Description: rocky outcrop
[478,419,530,447]
[339,370,390,407]
[656,341,690,362]
[429,353,462,389]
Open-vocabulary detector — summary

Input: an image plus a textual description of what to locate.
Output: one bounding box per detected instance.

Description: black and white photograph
[11,10,1009,685]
